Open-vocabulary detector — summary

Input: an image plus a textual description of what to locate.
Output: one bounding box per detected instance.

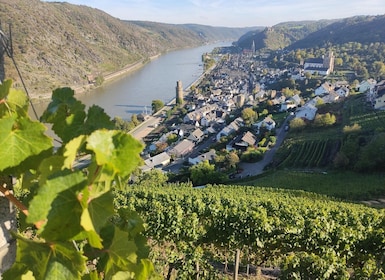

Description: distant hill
[129,21,258,46]
[0,0,254,97]
[236,20,335,50]
[287,15,385,49]
[236,15,385,51]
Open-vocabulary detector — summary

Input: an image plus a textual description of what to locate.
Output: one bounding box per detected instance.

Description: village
[135,47,385,176]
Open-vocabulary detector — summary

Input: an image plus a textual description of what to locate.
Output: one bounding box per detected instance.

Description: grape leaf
[40,87,86,143]
[63,135,87,170]
[84,105,114,133]
[0,82,29,117]
[0,79,12,99]
[27,170,87,240]
[86,130,143,178]
[79,209,103,249]
[0,115,52,171]
[40,183,84,241]
[3,234,85,280]
[98,226,138,279]
[38,155,66,186]
[87,190,115,232]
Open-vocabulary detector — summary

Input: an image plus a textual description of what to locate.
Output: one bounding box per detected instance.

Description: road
[130,113,294,177]
[129,115,163,140]
[238,114,293,177]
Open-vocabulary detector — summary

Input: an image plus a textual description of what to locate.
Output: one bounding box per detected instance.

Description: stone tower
[323,51,335,73]
[176,80,183,105]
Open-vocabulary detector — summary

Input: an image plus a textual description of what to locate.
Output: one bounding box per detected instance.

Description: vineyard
[115,184,385,279]
[341,93,385,131]
[277,139,341,168]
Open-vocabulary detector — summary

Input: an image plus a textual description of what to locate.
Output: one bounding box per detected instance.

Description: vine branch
[0,183,28,216]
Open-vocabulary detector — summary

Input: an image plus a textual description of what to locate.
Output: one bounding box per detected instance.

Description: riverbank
[129,62,217,141]
[30,54,161,103]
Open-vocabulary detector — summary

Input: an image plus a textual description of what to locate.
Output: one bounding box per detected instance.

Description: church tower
[323,51,335,73]
[251,40,256,54]
[176,80,183,105]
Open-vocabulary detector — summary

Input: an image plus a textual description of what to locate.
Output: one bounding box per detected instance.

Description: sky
[43,0,385,27]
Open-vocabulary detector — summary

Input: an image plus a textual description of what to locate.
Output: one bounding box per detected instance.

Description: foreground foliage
[116,183,385,279]
[0,80,153,279]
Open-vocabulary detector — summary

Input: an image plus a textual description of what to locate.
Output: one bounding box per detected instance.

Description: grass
[236,170,385,201]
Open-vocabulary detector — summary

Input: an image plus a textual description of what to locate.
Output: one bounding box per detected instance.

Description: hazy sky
[43,0,385,27]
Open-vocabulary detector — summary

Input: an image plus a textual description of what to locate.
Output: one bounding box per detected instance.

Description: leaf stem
[0,183,29,216]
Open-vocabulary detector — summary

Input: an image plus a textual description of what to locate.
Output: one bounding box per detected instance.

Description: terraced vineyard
[279,139,341,168]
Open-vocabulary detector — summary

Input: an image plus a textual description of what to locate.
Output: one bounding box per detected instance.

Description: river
[32,41,232,120]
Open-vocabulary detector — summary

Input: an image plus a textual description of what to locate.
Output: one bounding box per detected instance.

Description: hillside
[0,0,253,98]
[237,15,385,51]
[236,20,334,50]
[288,15,385,49]
[129,21,258,45]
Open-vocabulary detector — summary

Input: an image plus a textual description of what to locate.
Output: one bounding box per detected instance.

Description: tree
[373,61,385,80]
[137,169,168,186]
[0,81,153,279]
[166,133,178,145]
[189,160,226,186]
[113,116,135,132]
[334,57,343,67]
[152,99,164,114]
[290,117,306,131]
[313,113,336,127]
[241,107,257,125]
[131,113,140,126]
[224,152,240,171]
[355,133,385,171]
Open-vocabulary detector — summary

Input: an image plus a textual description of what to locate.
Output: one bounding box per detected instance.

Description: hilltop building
[303,51,334,76]
[176,80,184,105]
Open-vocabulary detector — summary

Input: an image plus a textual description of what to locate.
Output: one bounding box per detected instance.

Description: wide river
[33,41,231,120]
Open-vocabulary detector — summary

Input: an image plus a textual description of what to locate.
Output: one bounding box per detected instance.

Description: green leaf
[116,209,145,239]
[0,79,12,99]
[3,234,85,280]
[86,130,114,165]
[79,209,103,249]
[133,259,154,280]
[81,271,99,280]
[0,115,52,171]
[0,82,29,117]
[87,130,143,178]
[84,105,114,133]
[88,191,115,232]
[27,170,87,240]
[38,155,66,186]
[40,87,86,143]
[98,225,138,279]
[63,135,87,169]
[41,184,84,241]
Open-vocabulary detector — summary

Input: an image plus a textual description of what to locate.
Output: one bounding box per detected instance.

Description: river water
[32,41,231,120]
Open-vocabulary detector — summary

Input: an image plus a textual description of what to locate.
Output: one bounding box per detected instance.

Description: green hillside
[289,15,385,49]
[236,20,334,50]
[237,15,385,51]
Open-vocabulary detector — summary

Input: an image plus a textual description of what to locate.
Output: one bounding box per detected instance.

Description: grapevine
[0,81,153,279]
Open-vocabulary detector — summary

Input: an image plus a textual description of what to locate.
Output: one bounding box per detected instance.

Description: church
[303,51,335,76]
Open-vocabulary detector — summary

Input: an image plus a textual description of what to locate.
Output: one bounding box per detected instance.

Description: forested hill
[237,15,385,51]
[288,15,385,49]
[236,20,335,50]
[0,0,254,97]
[128,21,260,45]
